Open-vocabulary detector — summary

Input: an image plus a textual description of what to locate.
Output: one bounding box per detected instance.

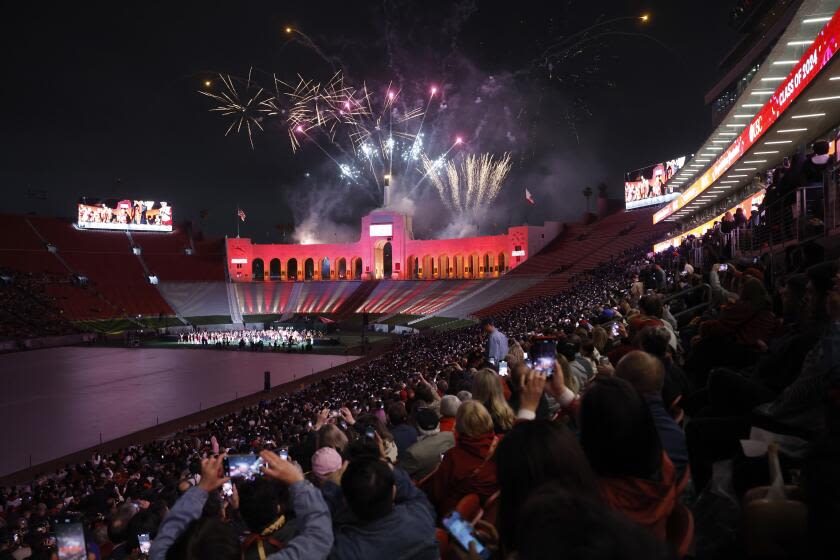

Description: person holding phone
[149,453,333,560]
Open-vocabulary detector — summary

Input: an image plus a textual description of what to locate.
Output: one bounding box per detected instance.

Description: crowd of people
[0,269,77,342]
[178,328,318,351]
[1,236,839,559]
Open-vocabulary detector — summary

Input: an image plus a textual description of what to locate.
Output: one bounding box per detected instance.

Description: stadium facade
[225,210,562,282]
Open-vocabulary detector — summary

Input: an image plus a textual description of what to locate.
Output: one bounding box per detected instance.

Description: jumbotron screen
[624,156,686,210]
[77,199,173,232]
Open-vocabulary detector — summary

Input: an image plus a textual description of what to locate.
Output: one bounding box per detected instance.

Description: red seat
[666,503,694,558]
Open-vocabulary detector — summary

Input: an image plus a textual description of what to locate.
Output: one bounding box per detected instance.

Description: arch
[287,258,298,281]
[422,255,434,279]
[469,254,480,278]
[383,242,392,277]
[304,258,315,280]
[337,257,347,279]
[374,241,392,279]
[407,255,419,279]
[497,252,506,274]
[351,257,363,280]
[438,255,450,279]
[321,257,331,280]
[453,254,464,279]
[269,258,281,280]
[482,253,492,277]
[252,258,264,281]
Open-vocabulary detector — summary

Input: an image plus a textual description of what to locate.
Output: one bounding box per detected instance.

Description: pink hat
[311,447,343,480]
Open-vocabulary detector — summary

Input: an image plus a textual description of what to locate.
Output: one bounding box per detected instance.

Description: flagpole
[236,205,240,238]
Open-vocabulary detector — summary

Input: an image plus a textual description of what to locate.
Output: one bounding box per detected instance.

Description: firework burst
[198,69,280,149]
[423,152,512,214]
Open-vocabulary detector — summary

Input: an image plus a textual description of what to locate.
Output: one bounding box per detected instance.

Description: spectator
[471,369,515,434]
[515,484,671,560]
[385,402,417,459]
[426,401,500,516]
[399,408,455,480]
[150,452,333,560]
[334,458,438,559]
[482,318,509,363]
[615,351,689,479]
[496,420,599,553]
[438,395,461,433]
[238,478,297,560]
[580,377,676,541]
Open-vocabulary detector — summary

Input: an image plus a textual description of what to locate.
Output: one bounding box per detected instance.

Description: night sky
[3,1,737,241]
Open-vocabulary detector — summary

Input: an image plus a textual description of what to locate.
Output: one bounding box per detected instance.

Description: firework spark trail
[423,153,512,214]
[199,70,279,149]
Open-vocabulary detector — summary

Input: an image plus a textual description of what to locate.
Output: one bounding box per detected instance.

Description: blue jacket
[150,481,333,560]
[330,467,439,560]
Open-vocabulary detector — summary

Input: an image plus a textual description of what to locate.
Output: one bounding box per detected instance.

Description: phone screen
[442,512,489,559]
[719,264,728,271]
[55,520,86,560]
[498,360,508,376]
[138,533,151,554]
[531,339,556,378]
[221,481,233,497]
[279,449,289,461]
[610,323,620,337]
[223,454,264,480]
[365,426,376,439]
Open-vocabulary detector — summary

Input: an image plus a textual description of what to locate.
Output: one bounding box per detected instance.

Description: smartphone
[610,322,620,337]
[498,360,508,377]
[223,454,264,480]
[338,419,348,430]
[442,511,490,559]
[365,426,376,439]
[221,481,233,497]
[55,518,86,560]
[278,448,289,461]
[719,263,728,271]
[530,339,557,378]
[138,533,151,555]
[523,352,528,360]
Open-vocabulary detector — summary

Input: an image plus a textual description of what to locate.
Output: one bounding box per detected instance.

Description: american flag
[237,208,246,222]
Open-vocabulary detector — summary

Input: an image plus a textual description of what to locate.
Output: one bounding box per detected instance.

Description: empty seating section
[357,280,484,315]
[234,281,363,314]
[0,215,67,275]
[133,233,225,282]
[431,277,544,319]
[157,282,232,318]
[11,217,172,317]
[475,209,669,317]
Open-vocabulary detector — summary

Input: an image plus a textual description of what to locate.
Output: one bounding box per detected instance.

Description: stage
[0,347,356,477]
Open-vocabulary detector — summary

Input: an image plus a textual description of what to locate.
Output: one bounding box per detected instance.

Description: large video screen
[624,156,686,210]
[77,199,173,232]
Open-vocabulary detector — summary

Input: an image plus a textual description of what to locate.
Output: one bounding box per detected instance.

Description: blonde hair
[471,368,515,432]
[455,400,494,438]
[591,327,608,354]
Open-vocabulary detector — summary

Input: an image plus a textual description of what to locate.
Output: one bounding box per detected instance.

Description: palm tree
[597,182,608,197]
[582,186,593,211]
